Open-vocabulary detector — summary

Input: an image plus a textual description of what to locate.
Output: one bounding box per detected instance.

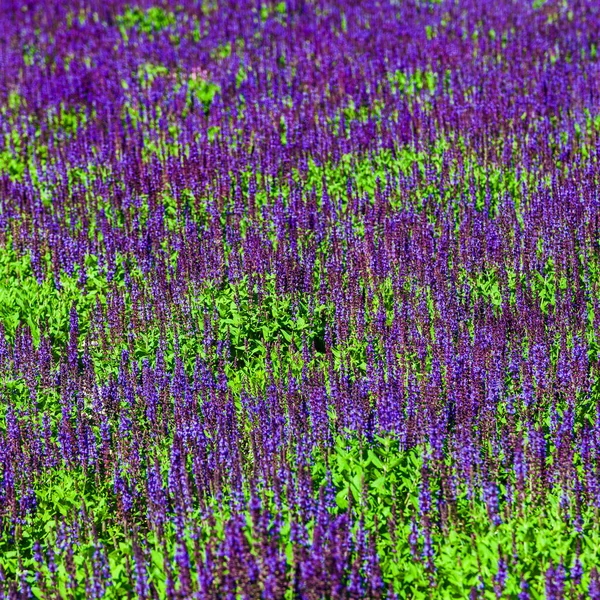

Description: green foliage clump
[116,6,176,35]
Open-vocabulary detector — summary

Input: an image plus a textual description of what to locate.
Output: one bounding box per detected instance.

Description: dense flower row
[2,0,600,598]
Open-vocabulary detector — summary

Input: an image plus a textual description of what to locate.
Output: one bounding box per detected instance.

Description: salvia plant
[1,0,600,597]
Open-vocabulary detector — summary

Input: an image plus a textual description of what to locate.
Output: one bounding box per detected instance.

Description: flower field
[2,0,600,597]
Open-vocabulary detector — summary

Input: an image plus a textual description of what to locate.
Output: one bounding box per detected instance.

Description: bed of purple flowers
[2,0,600,597]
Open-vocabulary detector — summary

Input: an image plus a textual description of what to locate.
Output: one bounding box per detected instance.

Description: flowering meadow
[2,0,600,597]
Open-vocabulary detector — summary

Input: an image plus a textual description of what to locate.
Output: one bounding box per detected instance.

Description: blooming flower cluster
[1,0,600,597]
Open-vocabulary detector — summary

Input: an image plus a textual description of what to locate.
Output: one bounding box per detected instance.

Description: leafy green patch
[116,6,176,35]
